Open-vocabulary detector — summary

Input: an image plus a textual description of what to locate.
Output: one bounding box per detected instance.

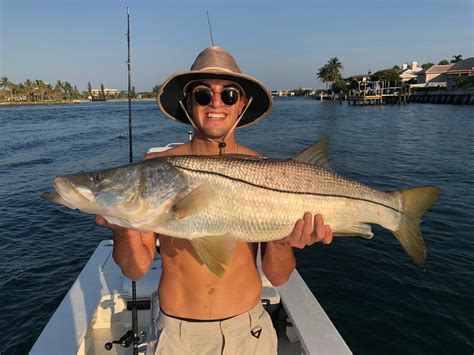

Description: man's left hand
[275,213,333,249]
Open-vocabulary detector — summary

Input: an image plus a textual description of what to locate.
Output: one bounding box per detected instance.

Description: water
[1,99,473,354]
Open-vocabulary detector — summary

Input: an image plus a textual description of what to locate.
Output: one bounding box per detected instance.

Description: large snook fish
[43,139,440,277]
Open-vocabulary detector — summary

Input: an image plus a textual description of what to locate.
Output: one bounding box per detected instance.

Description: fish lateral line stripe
[173,165,402,214]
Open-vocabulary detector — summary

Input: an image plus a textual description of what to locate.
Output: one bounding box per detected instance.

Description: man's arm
[95,215,157,281]
[93,152,170,281]
[261,213,333,286]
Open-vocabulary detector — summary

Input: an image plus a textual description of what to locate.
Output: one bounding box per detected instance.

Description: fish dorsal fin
[334,223,374,239]
[190,234,236,278]
[292,137,331,169]
[173,184,216,219]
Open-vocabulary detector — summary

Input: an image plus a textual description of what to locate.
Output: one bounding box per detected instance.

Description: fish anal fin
[335,223,373,239]
[190,234,236,278]
[291,137,331,169]
[173,184,216,219]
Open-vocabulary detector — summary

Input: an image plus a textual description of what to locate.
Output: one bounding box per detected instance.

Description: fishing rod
[127,6,133,164]
[105,6,140,354]
[206,11,214,46]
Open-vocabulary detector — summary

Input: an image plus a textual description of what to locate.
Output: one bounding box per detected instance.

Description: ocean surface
[0,99,473,354]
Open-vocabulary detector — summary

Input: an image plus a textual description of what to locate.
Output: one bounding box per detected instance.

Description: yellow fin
[173,184,216,219]
[335,223,374,239]
[291,137,331,169]
[391,186,441,266]
[190,235,236,278]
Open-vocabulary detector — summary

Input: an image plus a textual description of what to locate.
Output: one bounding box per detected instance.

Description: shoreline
[0,98,156,107]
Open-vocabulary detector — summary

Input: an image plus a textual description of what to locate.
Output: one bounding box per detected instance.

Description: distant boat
[91,97,107,102]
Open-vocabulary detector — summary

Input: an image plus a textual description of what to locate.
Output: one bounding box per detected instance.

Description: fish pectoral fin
[190,234,236,278]
[291,137,331,169]
[172,184,216,220]
[335,223,374,239]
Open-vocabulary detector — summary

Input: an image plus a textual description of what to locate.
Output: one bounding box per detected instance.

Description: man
[96,46,333,354]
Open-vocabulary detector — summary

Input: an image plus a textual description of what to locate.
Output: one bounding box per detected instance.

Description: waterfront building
[400,61,423,84]
[90,88,119,97]
[416,64,453,87]
[445,57,474,89]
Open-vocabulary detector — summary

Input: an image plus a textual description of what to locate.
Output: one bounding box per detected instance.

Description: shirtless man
[96,46,333,354]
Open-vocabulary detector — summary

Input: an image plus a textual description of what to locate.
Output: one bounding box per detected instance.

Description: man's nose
[209,91,224,107]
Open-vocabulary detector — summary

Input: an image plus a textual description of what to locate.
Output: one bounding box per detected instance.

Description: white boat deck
[30,240,351,354]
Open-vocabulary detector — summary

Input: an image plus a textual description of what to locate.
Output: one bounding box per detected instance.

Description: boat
[30,238,351,354]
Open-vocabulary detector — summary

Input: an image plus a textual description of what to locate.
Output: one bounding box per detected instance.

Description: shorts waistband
[159,308,235,323]
[157,302,265,334]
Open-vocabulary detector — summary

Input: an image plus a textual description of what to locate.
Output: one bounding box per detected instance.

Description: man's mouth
[207,112,226,120]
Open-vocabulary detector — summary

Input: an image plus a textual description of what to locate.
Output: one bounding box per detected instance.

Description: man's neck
[190,134,239,155]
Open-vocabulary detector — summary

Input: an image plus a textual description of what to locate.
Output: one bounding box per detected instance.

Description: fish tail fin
[392,186,441,266]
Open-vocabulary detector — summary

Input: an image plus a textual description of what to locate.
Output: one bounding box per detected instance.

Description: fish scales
[157,155,403,242]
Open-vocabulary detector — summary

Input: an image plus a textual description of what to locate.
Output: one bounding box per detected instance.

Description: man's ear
[239,96,248,114]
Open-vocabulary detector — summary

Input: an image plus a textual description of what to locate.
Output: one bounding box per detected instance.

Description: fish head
[49,165,143,214]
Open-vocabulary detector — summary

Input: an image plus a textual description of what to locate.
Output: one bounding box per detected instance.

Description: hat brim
[157,69,272,128]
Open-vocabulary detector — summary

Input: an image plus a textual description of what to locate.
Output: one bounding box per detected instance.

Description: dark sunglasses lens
[193,89,212,106]
[221,89,239,106]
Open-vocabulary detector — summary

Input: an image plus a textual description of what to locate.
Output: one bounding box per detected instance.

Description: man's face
[187,79,248,140]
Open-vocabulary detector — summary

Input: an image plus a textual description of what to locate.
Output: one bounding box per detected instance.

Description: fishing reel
[104,330,144,351]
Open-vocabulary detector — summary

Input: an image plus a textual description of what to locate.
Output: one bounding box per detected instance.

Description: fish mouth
[53,177,94,208]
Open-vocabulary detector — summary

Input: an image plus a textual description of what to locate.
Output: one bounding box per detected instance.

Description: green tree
[100,83,105,99]
[87,82,92,95]
[152,85,160,93]
[0,77,14,100]
[317,65,330,89]
[438,59,450,65]
[451,54,463,63]
[421,63,434,70]
[372,68,400,83]
[131,86,136,98]
[317,57,344,91]
[331,79,348,93]
[63,82,73,100]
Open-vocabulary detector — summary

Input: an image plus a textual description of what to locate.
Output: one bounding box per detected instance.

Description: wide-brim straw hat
[157,46,272,128]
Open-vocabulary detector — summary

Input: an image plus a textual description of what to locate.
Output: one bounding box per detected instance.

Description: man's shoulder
[238,145,263,158]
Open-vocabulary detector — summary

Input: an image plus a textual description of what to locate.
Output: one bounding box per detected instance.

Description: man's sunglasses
[191,86,241,106]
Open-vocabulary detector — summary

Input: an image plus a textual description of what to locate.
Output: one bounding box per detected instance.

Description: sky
[1,0,473,91]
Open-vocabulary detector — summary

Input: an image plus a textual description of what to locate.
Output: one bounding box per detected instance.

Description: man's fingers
[322,224,333,244]
[95,215,106,225]
[314,214,326,242]
[301,213,313,245]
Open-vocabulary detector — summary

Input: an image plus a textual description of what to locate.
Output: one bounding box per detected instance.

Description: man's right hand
[95,215,125,231]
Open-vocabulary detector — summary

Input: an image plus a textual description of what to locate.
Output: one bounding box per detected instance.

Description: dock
[410,90,473,105]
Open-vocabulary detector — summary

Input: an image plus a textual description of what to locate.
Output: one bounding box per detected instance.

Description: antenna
[206,11,214,46]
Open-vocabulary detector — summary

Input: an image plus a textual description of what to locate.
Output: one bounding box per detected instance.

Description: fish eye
[93,174,103,182]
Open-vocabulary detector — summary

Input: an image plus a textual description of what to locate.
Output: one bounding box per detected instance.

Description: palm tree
[54,80,63,100]
[326,57,344,84]
[317,65,331,89]
[451,54,463,63]
[63,82,73,100]
[317,57,344,91]
[1,77,9,90]
[23,79,34,101]
[1,77,13,100]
